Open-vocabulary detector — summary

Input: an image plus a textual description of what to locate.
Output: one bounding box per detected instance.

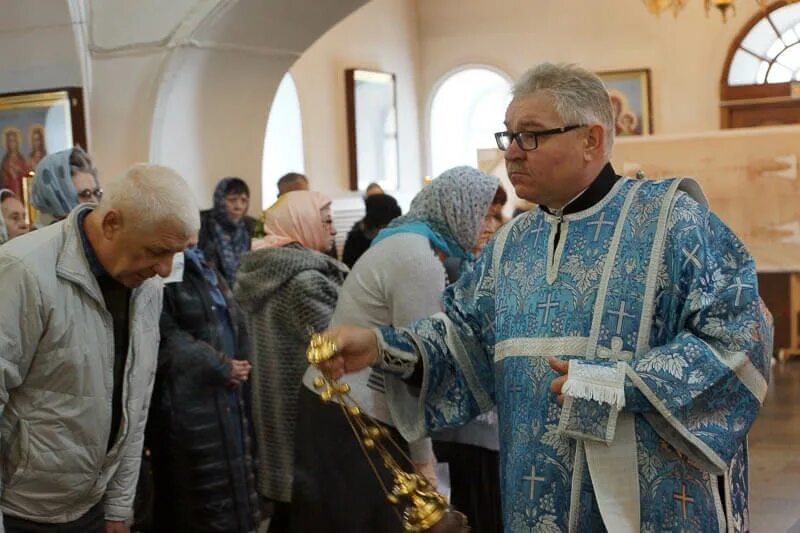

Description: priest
[318,63,772,532]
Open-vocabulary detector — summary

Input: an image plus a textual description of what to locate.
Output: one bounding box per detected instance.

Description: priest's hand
[317,326,380,379]
[548,357,569,405]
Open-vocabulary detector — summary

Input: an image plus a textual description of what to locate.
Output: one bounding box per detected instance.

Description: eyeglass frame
[494,124,585,152]
[77,187,104,202]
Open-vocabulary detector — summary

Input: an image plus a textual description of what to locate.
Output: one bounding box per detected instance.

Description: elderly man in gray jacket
[0,164,199,533]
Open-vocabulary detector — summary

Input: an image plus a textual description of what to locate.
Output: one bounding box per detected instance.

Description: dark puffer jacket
[146,257,260,533]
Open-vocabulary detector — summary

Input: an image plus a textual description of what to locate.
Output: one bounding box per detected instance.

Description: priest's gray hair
[98,163,201,235]
[513,63,615,157]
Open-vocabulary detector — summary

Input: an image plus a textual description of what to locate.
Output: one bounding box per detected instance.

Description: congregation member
[318,63,773,532]
[147,237,259,532]
[272,173,340,260]
[433,187,507,533]
[234,190,345,533]
[276,172,309,197]
[443,185,508,281]
[365,182,384,197]
[293,166,499,532]
[475,186,508,254]
[30,146,101,228]
[0,164,198,532]
[341,192,401,268]
[0,189,28,243]
[198,177,251,287]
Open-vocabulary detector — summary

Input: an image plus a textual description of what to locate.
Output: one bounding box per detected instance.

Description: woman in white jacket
[292,166,498,532]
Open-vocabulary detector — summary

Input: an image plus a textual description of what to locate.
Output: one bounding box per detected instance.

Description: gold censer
[306,333,469,533]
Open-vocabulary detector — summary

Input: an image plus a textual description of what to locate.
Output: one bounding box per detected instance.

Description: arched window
[721,3,800,127]
[727,2,800,85]
[262,73,305,208]
[429,67,512,177]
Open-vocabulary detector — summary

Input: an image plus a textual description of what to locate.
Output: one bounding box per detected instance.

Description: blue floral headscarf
[372,166,499,259]
[30,147,93,218]
[210,177,251,286]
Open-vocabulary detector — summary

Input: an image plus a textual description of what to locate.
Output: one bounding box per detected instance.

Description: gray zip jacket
[0,205,161,524]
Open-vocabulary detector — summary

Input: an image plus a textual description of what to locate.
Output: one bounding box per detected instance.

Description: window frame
[425,64,513,178]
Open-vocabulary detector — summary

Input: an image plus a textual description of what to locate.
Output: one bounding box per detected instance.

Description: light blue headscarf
[371,166,499,259]
[30,147,87,219]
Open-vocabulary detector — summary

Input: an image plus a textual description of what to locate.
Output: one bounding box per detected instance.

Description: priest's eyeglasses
[494,125,585,151]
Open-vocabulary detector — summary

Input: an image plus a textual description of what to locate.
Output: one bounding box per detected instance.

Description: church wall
[480,124,800,273]
[91,52,169,185]
[148,0,420,209]
[613,126,800,272]
[148,46,289,209]
[0,0,377,210]
[0,0,221,202]
[415,0,764,172]
[416,0,799,273]
[149,0,423,209]
[0,1,82,94]
[3,0,777,212]
[147,0,377,209]
[289,0,424,208]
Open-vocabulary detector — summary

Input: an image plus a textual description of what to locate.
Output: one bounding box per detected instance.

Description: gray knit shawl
[234,243,347,502]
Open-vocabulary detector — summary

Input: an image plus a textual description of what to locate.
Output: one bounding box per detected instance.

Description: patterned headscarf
[372,166,499,258]
[210,177,251,286]
[31,147,92,218]
[256,190,332,253]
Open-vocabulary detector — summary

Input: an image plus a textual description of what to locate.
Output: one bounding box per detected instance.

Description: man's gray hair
[513,63,615,157]
[99,164,200,235]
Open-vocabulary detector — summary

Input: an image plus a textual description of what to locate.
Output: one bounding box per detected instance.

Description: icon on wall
[598,69,653,136]
[0,88,87,221]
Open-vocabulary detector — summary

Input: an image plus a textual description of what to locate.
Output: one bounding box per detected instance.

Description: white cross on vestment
[596,336,633,361]
[682,244,702,268]
[587,212,615,241]
[728,276,754,307]
[608,300,635,335]
[537,294,560,325]
[531,218,547,246]
[523,465,545,500]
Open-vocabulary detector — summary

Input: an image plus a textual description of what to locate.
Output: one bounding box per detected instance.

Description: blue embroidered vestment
[378,177,773,532]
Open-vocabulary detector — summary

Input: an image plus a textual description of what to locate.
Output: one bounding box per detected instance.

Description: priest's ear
[582,124,606,162]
